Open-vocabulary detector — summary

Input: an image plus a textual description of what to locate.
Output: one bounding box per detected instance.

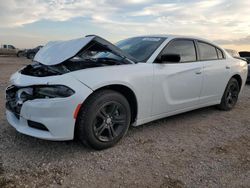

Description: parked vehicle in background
[5,35,248,149]
[239,51,250,63]
[25,45,43,59]
[239,51,250,82]
[226,49,248,62]
[0,44,23,57]
[16,49,28,57]
[226,49,240,57]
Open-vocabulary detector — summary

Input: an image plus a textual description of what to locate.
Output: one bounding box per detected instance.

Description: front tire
[76,90,131,150]
[218,78,240,111]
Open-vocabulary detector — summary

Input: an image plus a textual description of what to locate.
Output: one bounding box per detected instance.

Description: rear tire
[217,78,240,111]
[76,90,131,150]
[17,51,22,57]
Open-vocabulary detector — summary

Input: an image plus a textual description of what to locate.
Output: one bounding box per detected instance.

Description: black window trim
[154,38,198,64]
[195,40,225,61]
[216,48,224,59]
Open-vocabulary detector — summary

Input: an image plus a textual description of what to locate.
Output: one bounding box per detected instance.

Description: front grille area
[5,85,21,119]
[6,86,49,132]
[6,85,34,119]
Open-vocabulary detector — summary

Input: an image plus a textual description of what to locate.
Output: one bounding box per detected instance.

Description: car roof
[132,34,209,41]
[130,34,223,49]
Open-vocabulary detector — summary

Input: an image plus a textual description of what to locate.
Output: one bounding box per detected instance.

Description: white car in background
[225,49,240,58]
[6,35,248,149]
[226,49,250,82]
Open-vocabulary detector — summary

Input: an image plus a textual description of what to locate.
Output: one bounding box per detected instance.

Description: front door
[152,39,203,116]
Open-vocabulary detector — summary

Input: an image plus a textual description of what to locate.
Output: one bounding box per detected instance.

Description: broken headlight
[33,85,75,98]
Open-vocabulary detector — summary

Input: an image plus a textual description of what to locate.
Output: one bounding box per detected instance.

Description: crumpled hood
[34,36,95,66]
[34,35,136,66]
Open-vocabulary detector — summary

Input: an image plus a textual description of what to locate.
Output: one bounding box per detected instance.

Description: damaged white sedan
[6,35,248,149]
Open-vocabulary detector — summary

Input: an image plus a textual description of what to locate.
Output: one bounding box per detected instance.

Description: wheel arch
[217,74,243,111]
[76,84,138,126]
[93,84,138,125]
[231,74,242,90]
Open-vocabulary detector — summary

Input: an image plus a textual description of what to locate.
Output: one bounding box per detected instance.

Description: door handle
[226,66,230,69]
[195,70,202,75]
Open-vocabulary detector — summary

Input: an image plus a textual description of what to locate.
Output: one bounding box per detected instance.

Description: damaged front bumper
[5,71,93,141]
[6,98,77,140]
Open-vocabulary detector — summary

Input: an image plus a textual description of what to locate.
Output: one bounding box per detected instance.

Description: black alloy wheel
[93,101,127,142]
[76,90,131,150]
[225,82,239,108]
[218,78,240,111]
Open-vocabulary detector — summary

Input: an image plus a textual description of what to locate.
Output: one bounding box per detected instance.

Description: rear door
[152,39,204,115]
[197,41,230,104]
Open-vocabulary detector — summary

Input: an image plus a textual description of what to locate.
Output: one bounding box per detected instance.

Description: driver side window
[160,39,197,63]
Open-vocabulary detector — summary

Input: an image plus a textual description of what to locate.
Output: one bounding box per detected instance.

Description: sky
[0,0,250,51]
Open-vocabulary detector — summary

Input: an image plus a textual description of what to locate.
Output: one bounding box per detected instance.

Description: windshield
[94,37,165,62]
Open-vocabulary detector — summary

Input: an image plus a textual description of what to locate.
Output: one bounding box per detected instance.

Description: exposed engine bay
[20,58,126,77]
[20,40,134,77]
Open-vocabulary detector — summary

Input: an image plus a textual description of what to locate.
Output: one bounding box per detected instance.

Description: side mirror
[160,54,181,63]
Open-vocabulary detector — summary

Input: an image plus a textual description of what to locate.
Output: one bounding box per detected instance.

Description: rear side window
[217,48,224,59]
[161,40,197,62]
[198,42,218,60]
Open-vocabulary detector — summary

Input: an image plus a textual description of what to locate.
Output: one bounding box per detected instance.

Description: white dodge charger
[6,35,248,149]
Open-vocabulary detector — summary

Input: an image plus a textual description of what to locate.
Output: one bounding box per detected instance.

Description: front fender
[68,64,154,122]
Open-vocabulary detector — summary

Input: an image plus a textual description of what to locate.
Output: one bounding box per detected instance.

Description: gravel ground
[0,57,250,188]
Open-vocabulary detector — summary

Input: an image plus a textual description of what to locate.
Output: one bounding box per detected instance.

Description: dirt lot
[0,57,249,188]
